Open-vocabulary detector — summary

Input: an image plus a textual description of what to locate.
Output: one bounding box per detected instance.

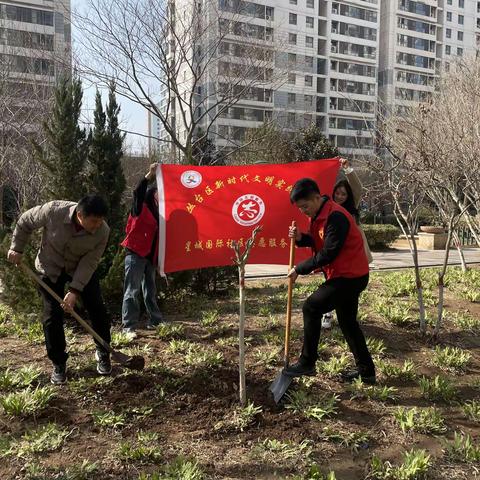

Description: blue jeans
[122,252,163,329]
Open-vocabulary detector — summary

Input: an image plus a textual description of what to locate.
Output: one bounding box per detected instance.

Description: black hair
[77,194,108,217]
[145,186,158,206]
[290,178,321,204]
[333,179,359,222]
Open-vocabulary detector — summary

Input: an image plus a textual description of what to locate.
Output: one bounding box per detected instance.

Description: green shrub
[100,248,125,306]
[363,224,401,250]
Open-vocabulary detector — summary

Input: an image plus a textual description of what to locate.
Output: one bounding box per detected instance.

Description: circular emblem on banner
[232,194,265,226]
[181,170,202,188]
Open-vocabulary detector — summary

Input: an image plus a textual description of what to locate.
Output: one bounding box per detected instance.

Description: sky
[71,0,149,154]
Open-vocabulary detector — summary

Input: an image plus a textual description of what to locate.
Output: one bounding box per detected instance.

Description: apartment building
[0,0,71,130]
[150,0,380,159]
[378,0,478,114]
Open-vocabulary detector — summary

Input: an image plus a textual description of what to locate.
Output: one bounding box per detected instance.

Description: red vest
[121,206,159,264]
[310,199,368,280]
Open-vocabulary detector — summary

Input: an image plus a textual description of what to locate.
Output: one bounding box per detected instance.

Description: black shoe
[283,362,316,377]
[50,363,67,385]
[95,351,112,375]
[341,370,376,385]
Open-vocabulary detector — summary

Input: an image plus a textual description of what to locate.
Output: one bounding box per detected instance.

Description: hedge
[362,224,401,250]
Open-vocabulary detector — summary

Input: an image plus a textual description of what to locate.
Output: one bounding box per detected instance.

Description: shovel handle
[19,263,113,355]
[284,221,296,368]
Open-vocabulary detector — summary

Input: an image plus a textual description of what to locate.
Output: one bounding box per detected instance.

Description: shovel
[270,221,296,404]
[20,263,145,371]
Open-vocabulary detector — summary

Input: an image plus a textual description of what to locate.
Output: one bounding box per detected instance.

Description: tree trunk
[238,264,246,407]
[435,219,455,337]
[453,231,468,272]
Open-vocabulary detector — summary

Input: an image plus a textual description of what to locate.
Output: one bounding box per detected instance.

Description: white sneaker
[122,327,137,339]
[322,313,332,329]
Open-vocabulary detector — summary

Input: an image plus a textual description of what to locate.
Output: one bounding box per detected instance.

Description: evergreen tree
[292,124,339,161]
[35,76,88,201]
[87,81,126,244]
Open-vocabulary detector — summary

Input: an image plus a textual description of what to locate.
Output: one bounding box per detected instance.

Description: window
[306,0,314,7]
[305,75,313,87]
[306,36,313,48]
[288,92,296,104]
[289,13,297,25]
[288,112,296,126]
[457,47,463,55]
[445,45,451,54]
[459,0,464,7]
[447,0,452,4]
[447,11,452,21]
[304,94,313,106]
[305,55,313,68]
[288,52,297,64]
[306,16,314,28]
[458,31,463,41]
[289,33,297,45]
[289,0,297,4]
[446,28,451,38]
[288,72,296,84]
[458,14,464,24]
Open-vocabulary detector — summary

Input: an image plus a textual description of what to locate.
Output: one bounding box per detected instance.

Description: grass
[462,400,480,422]
[286,389,338,421]
[418,375,457,403]
[377,360,417,381]
[92,410,126,429]
[368,449,431,479]
[318,353,351,377]
[349,378,398,403]
[393,407,447,434]
[449,310,480,332]
[200,309,225,335]
[117,431,162,463]
[215,401,263,432]
[319,427,370,452]
[184,345,224,368]
[138,457,205,480]
[254,348,278,369]
[432,345,471,372]
[445,432,480,463]
[366,337,387,356]
[110,330,135,347]
[56,460,99,480]
[372,300,414,327]
[254,438,313,464]
[155,322,185,339]
[0,386,55,416]
[1,423,71,458]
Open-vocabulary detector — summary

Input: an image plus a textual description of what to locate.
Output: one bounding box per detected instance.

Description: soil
[0,271,479,479]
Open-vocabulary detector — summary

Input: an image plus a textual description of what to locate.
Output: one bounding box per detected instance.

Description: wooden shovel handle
[284,221,296,368]
[19,263,113,355]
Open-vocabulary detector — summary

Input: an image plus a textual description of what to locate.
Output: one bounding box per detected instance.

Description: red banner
[157,159,340,274]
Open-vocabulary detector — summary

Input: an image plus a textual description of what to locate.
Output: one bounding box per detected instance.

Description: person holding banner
[285,178,376,384]
[322,157,373,329]
[121,163,164,337]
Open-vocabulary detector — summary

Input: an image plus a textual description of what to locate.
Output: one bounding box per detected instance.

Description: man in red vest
[285,178,375,384]
[121,163,164,337]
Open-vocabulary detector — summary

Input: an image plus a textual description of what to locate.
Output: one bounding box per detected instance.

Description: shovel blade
[270,370,293,404]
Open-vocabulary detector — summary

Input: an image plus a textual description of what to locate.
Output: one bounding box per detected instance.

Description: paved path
[245,247,480,279]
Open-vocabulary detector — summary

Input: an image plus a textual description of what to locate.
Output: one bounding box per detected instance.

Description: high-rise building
[0,0,72,131]
[150,0,380,160]
[150,0,480,162]
[378,0,478,114]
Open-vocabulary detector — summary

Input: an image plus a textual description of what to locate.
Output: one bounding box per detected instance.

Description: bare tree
[0,48,56,224]
[74,0,287,164]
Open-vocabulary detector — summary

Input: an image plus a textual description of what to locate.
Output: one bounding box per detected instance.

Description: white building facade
[150,0,480,161]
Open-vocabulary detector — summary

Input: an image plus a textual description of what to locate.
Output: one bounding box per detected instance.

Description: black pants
[300,274,375,376]
[38,271,111,365]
